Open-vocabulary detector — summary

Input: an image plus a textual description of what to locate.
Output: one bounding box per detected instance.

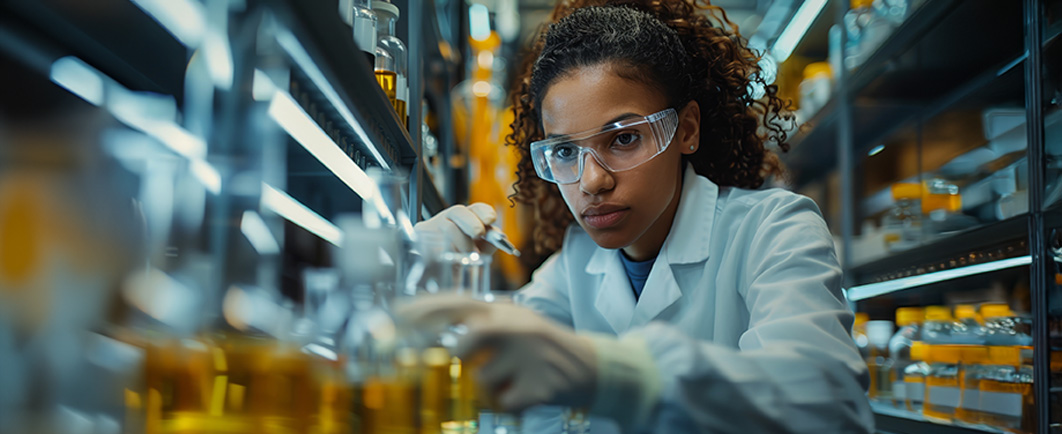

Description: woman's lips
[582,208,629,229]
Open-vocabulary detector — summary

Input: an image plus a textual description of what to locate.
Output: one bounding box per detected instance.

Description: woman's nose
[579,153,615,195]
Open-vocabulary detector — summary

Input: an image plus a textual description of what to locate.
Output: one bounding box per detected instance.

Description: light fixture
[240,210,281,255]
[469,4,491,41]
[847,256,1031,301]
[261,183,343,246]
[267,91,378,202]
[275,29,391,169]
[770,0,828,63]
[129,0,206,47]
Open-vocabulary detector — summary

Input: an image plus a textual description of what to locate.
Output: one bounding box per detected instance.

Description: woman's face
[539,63,699,259]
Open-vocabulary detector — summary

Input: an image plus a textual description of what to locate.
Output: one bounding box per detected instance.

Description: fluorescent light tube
[274,29,390,169]
[261,183,342,245]
[771,0,828,63]
[847,255,1031,301]
[267,91,378,202]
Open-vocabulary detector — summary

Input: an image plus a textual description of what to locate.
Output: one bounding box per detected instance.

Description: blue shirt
[619,252,655,300]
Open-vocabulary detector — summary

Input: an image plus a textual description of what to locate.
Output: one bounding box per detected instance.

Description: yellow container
[895,307,924,327]
[923,345,961,422]
[980,346,1033,433]
[981,303,1013,320]
[925,306,953,322]
[955,346,988,424]
[903,342,929,412]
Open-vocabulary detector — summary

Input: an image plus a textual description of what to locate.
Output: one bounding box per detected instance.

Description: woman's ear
[677,100,701,155]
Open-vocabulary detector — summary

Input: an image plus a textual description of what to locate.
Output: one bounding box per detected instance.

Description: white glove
[397,294,598,412]
[414,203,497,254]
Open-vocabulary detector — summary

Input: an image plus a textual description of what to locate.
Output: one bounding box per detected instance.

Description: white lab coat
[514,164,875,433]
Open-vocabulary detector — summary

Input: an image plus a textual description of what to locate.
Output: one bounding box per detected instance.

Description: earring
[689,145,696,151]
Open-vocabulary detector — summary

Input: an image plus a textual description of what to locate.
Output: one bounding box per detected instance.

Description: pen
[484,226,521,257]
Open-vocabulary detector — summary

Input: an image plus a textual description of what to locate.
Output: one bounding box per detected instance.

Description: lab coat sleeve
[588,194,874,433]
[513,251,574,327]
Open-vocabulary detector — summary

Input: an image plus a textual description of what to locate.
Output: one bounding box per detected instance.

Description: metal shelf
[273,0,416,170]
[848,215,1029,287]
[871,402,1008,434]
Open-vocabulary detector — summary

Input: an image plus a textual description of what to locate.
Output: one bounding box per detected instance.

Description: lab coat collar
[584,164,718,333]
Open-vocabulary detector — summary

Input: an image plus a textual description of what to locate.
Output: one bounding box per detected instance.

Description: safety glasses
[530,108,679,185]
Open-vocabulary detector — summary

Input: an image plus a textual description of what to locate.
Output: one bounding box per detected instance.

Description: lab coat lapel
[630,164,719,327]
[587,247,636,334]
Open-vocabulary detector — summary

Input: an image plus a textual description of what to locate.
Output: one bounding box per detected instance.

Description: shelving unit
[783,0,1061,432]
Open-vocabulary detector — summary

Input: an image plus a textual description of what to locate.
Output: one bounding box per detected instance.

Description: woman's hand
[414,203,498,254]
[397,294,598,413]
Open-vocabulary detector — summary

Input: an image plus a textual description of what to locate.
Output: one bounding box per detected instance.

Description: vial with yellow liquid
[923,344,961,422]
[979,346,1034,434]
[954,345,987,424]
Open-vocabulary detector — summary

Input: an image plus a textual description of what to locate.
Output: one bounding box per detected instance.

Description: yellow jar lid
[851,0,873,9]
[925,306,953,321]
[891,183,922,201]
[854,312,869,327]
[981,303,1013,319]
[988,346,1021,366]
[896,307,924,326]
[954,304,978,320]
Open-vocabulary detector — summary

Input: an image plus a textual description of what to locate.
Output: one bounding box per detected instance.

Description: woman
[404,1,874,432]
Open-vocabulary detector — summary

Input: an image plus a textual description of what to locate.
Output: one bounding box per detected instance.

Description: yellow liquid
[363,377,418,434]
[421,348,451,434]
[441,357,479,434]
[923,376,959,422]
[143,335,353,434]
[980,379,1033,434]
[954,371,983,424]
[374,70,403,126]
[395,99,408,128]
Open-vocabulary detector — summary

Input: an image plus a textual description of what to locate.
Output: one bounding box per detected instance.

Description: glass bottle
[903,342,930,412]
[950,304,986,345]
[979,346,1034,433]
[923,345,961,422]
[882,183,922,252]
[351,0,378,67]
[338,216,418,434]
[983,303,1033,347]
[888,307,923,407]
[844,0,888,70]
[373,0,408,128]
[922,306,954,344]
[866,320,895,401]
[955,345,988,424]
[853,312,870,359]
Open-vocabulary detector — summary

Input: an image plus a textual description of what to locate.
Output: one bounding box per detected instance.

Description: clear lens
[530,108,678,184]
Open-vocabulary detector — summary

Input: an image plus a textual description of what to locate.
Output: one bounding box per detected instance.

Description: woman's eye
[553,144,578,160]
[613,133,640,147]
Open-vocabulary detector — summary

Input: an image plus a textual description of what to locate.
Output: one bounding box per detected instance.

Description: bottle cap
[802,62,832,80]
[988,346,1021,367]
[850,0,873,8]
[924,306,953,321]
[371,0,400,19]
[891,183,922,201]
[959,345,987,364]
[931,345,961,364]
[981,303,1012,319]
[895,307,924,326]
[954,304,978,320]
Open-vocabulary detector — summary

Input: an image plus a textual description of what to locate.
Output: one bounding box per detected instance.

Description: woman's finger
[466,203,497,226]
[445,206,489,239]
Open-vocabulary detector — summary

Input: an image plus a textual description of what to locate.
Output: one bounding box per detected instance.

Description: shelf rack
[782,0,1061,432]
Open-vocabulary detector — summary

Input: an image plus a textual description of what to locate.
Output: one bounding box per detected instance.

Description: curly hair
[507,0,794,256]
